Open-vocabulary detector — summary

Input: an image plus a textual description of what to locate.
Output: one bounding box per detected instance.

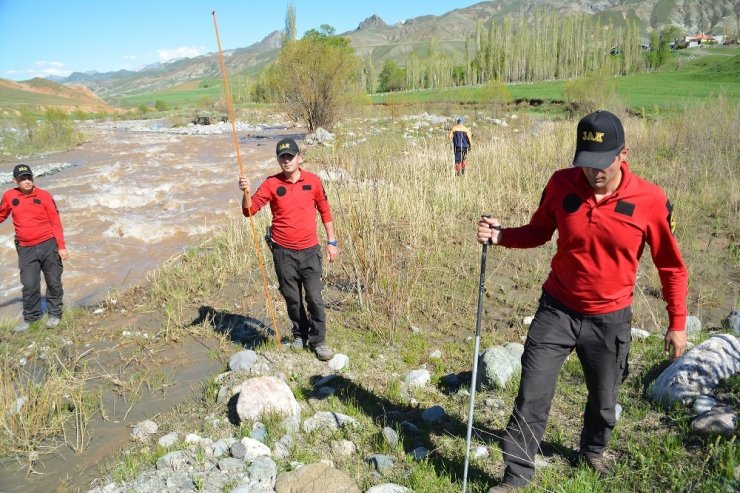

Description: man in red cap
[477,110,688,492]
[239,138,338,361]
[0,164,69,332]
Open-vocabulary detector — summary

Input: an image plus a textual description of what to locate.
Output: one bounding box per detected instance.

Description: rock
[522,315,535,326]
[381,427,399,447]
[229,350,258,371]
[366,454,394,473]
[131,420,158,441]
[504,342,524,361]
[472,445,489,459]
[317,169,351,183]
[251,423,268,443]
[411,447,429,460]
[327,353,349,371]
[218,457,245,472]
[248,456,278,489]
[9,396,25,415]
[647,335,740,406]
[400,421,420,435]
[693,396,719,414]
[282,415,301,434]
[685,316,702,338]
[366,485,411,493]
[217,385,230,404]
[236,376,301,421]
[240,437,272,461]
[331,439,357,456]
[156,450,189,471]
[615,403,623,421]
[212,439,231,457]
[479,346,520,389]
[429,350,442,359]
[691,406,737,436]
[303,411,358,433]
[631,328,652,339]
[275,462,360,493]
[273,434,294,459]
[231,441,247,459]
[406,369,430,388]
[421,405,446,423]
[485,398,506,409]
[184,433,201,444]
[157,432,178,448]
[722,310,740,334]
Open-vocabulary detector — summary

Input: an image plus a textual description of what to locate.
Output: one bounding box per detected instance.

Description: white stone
[694,395,719,414]
[327,353,349,371]
[631,328,652,339]
[406,369,430,388]
[157,432,178,448]
[236,376,301,421]
[366,484,411,493]
[240,436,272,460]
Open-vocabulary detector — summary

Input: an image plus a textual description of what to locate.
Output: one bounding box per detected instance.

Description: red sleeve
[0,191,11,224]
[314,177,332,224]
[243,179,272,217]
[499,179,557,249]
[646,191,688,330]
[43,191,65,249]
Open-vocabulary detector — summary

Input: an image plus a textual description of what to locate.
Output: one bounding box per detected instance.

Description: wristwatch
[327,240,338,247]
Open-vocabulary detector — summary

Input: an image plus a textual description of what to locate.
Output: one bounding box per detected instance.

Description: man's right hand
[238,176,250,194]
[477,216,502,245]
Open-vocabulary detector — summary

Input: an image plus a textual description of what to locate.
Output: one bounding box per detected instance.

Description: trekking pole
[212,10,282,349]
[462,215,498,493]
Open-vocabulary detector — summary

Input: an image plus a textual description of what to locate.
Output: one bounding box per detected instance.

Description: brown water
[0,119,299,322]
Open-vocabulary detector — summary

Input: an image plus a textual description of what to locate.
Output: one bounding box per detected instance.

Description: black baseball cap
[275,138,299,157]
[13,164,33,179]
[572,110,625,170]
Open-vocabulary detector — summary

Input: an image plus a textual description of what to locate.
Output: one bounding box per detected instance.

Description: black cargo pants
[501,291,631,487]
[17,238,64,322]
[271,244,326,345]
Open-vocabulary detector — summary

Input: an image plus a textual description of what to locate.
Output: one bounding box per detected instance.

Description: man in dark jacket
[448,117,473,176]
[477,111,688,492]
[0,164,69,332]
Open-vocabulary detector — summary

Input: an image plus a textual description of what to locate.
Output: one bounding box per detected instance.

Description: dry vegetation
[1,97,738,492]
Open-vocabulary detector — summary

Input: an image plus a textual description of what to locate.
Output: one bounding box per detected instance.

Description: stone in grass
[331,439,357,456]
[302,411,358,433]
[381,427,399,448]
[366,454,394,473]
[406,369,430,388]
[157,432,178,448]
[131,420,158,441]
[421,405,446,424]
[692,406,737,437]
[327,353,349,371]
[367,484,411,493]
[236,376,301,422]
[229,349,258,371]
[722,310,740,334]
[275,463,360,493]
[156,450,190,471]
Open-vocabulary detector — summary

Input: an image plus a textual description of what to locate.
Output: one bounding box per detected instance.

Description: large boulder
[236,376,301,422]
[478,345,521,389]
[275,463,361,493]
[647,334,740,407]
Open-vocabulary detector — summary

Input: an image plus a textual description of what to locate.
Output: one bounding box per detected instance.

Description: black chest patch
[33,198,42,205]
[12,198,19,206]
[562,194,582,213]
[615,200,635,217]
[276,186,287,197]
[302,184,312,191]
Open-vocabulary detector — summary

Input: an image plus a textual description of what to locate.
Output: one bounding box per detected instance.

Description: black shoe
[309,343,335,361]
[288,337,306,350]
[583,454,610,476]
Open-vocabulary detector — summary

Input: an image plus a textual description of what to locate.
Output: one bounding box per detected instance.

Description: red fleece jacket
[0,186,66,249]
[499,162,688,330]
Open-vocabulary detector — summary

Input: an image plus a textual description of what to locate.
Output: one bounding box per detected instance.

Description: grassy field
[371,47,740,112]
[1,96,737,492]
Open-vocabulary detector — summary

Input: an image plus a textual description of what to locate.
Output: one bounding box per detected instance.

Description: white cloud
[23,61,72,78]
[157,46,204,63]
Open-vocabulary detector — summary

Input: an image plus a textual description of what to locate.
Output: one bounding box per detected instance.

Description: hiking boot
[583,454,610,476]
[310,343,335,361]
[46,316,61,329]
[487,484,517,493]
[13,321,30,333]
[288,337,306,350]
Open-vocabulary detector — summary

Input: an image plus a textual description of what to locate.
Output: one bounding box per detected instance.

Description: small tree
[154,100,169,112]
[564,72,623,116]
[266,29,362,130]
[479,79,512,108]
[377,60,405,92]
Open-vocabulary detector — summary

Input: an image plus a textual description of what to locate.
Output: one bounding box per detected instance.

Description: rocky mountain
[0,77,118,115]
[4,0,737,106]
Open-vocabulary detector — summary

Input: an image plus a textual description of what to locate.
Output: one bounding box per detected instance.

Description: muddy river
[0,119,298,322]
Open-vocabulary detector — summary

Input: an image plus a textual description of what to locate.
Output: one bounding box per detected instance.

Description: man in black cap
[238,138,338,361]
[477,110,688,491]
[0,164,69,332]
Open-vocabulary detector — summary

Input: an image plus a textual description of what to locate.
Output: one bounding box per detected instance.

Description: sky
[0,0,458,81]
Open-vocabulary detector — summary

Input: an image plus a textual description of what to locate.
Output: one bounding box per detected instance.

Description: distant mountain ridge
[3,0,737,107]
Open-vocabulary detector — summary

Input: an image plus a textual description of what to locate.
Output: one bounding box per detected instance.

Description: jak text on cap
[276,138,300,157]
[572,110,625,170]
[13,164,33,178]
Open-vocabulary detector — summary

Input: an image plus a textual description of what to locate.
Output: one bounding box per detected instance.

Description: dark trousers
[17,238,64,322]
[454,146,469,164]
[501,291,631,486]
[271,244,326,345]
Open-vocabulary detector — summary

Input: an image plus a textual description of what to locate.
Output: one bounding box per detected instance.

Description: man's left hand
[326,244,339,262]
[664,330,687,360]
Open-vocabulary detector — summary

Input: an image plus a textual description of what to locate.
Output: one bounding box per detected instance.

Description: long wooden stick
[212,10,282,349]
